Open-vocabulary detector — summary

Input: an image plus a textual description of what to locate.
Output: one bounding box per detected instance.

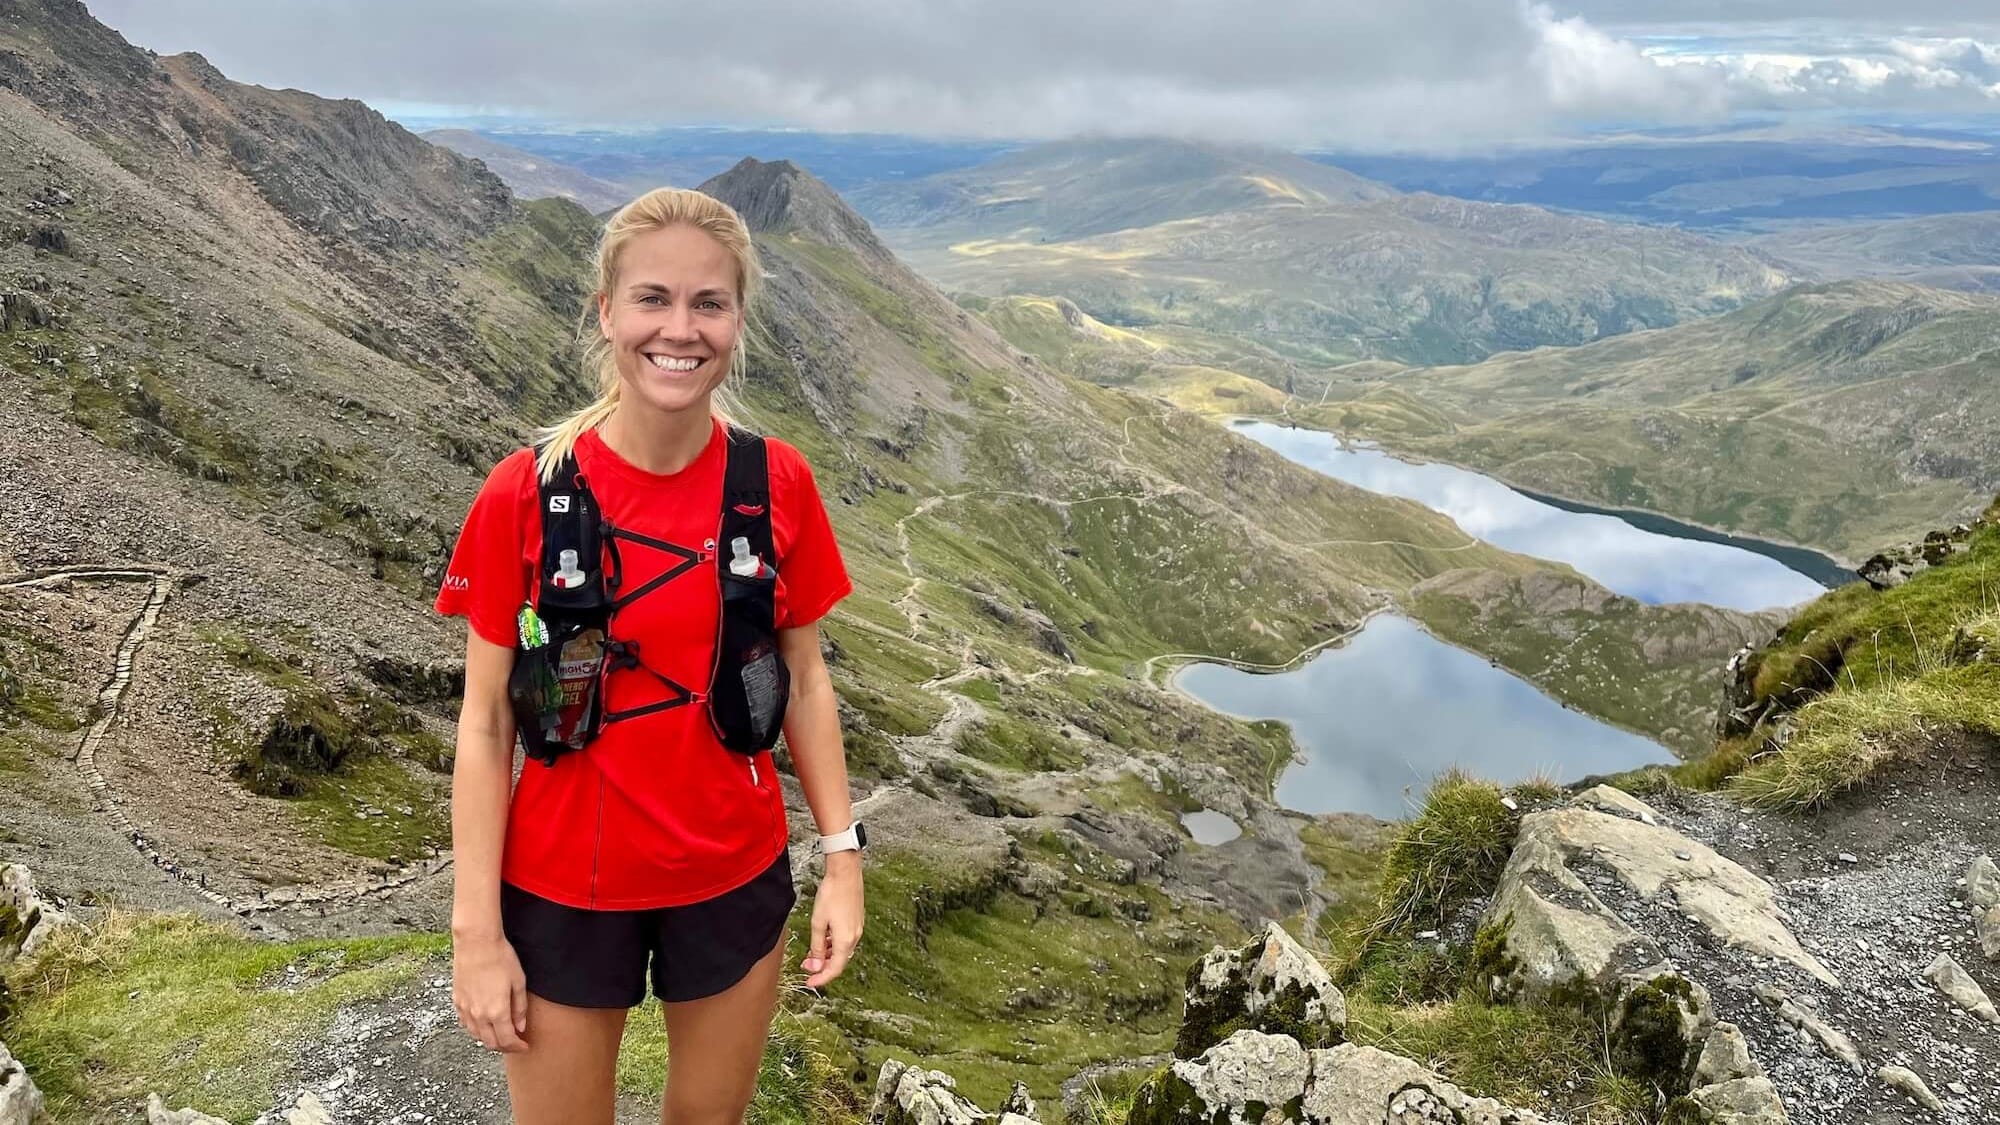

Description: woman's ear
[596,291,613,342]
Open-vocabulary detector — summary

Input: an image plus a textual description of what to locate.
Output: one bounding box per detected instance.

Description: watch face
[855,822,869,848]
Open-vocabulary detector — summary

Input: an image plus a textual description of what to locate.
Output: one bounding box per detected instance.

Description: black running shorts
[499,850,796,1007]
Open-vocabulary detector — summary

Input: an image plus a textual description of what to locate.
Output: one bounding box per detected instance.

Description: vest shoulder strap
[720,428,775,566]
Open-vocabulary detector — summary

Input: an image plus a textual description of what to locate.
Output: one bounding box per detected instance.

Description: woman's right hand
[452,931,531,1053]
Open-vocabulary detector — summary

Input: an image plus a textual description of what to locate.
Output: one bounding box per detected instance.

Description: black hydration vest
[506,428,791,766]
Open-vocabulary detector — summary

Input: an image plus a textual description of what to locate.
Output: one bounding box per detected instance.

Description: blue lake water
[1170,420,1847,818]
[1176,615,1672,819]
[1228,419,1833,612]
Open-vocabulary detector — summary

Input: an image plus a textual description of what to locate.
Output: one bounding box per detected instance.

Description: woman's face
[596,223,743,418]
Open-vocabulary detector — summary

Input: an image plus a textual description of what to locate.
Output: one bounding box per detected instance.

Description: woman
[434,188,864,1125]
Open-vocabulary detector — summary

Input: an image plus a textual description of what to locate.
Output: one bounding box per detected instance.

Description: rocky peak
[700,157,894,265]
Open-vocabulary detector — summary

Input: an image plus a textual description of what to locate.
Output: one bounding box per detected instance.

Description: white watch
[818,822,868,854]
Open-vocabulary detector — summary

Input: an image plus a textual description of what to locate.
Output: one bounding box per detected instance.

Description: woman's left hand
[801,851,864,988]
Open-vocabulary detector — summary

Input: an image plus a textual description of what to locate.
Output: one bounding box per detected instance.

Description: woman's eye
[698,299,723,310]
[639,294,665,306]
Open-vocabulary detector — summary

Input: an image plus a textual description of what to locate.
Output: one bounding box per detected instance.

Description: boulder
[1923,953,1997,1023]
[1483,804,1837,995]
[147,1093,229,1124]
[871,1061,994,1125]
[1129,1031,1309,1125]
[1693,1023,1763,1087]
[1177,923,1345,1059]
[1480,826,1662,1001]
[1968,855,2000,910]
[0,864,74,965]
[1610,971,1715,1093]
[1977,904,2000,962]
[0,1042,46,1125]
[1875,1066,1942,1112]
[1299,1043,1552,1125]
[1684,1077,1789,1124]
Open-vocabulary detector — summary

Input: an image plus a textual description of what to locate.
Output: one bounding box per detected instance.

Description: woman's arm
[778,623,862,987]
[450,631,530,1051]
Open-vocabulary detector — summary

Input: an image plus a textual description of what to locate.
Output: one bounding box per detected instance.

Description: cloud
[81,0,2000,150]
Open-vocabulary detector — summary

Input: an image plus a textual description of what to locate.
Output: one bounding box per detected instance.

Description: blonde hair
[534,188,763,483]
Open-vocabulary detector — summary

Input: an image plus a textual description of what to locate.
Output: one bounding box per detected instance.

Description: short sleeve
[435,449,536,648]
[770,441,852,630]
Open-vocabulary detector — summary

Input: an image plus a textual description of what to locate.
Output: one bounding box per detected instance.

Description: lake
[1228,419,1836,612]
[1170,420,1842,818]
[1175,615,1673,819]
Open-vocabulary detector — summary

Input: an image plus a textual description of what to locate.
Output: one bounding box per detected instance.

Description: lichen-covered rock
[0,864,73,966]
[147,1093,229,1124]
[1685,1077,1789,1124]
[1299,1043,1552,1125]
[1924,953,1998,1023]
[871,1060,993,1125]
[1610,971,1715,1093]
[1130,1031,1309,1125]
[1176,923,1344,1058]
[1693,1023,1763,1087]
[0,1042,46,1125]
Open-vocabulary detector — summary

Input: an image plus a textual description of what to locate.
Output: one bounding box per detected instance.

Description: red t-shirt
[434,419,851,909]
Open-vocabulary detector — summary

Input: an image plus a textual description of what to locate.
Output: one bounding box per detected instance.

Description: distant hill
[1328,280,2000,559]
[1752,212,2000,293]
[1323,125,2000,232]
[423,128,630,212]
[850,136,1395,241]
[868,139,1793,366]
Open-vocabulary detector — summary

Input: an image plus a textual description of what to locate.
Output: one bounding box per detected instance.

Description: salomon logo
[733,503,766,517]
[549,496,571,513]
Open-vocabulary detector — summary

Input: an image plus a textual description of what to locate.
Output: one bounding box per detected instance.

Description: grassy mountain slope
[424,127,631,213]
[849,136,1393,242]
[866,140,1793,367]
[1751,211,2000,293]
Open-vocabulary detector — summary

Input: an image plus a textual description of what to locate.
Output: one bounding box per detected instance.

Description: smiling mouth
[647,355,705,372]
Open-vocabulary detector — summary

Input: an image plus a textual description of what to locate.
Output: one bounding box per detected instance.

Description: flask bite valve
[553,548,587,589]
[729,536,762,578]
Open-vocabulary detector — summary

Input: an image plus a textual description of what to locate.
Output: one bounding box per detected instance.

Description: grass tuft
[1357,771,1517,945]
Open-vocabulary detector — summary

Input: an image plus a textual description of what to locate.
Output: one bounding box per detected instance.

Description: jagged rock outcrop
[0,864,74,965]
[1177,923,1345,1058]
[1130,1032,1554,1125]
[1130,1030,1310,1125]
[1858,521,1988,591]
[1481,791,1837,997]
[870,1060,1040,1125]
[0,1042,43,1125]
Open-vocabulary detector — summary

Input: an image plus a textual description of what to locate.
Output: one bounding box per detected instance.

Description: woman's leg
[658,934,786,1125]
[504,993,630,1125]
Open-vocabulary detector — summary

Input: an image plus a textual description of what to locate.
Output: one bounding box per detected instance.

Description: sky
[86,1,2000,151]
